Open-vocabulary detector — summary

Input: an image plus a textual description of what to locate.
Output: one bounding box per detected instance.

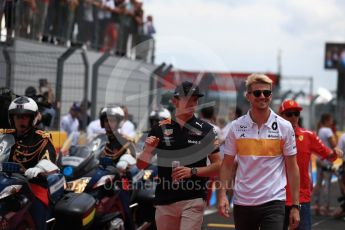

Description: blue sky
[143,0,345,95]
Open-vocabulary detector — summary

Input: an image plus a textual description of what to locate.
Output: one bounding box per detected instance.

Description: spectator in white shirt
[60,102,80,145]
[119,105,136,140]
[87,118,106,142]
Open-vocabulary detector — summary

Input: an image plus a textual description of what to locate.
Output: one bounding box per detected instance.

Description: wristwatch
[191,167,198,177]
[291,204,301,211]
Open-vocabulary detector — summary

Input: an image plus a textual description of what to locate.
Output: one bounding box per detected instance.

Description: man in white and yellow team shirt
[218,73,300,230]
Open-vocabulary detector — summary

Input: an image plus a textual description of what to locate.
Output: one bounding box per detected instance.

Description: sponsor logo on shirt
[164,129,173,136]
[268,130,279,134]
[236,128,249,132]
[188,140,201,144]
[162,136,174,144]
[195,121,203,128]
[235,125,250,132]
[189,128,202,136]
[268,134,280,138]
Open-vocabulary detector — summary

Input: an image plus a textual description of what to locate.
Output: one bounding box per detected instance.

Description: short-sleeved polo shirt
[149,115,219,205]
[224,110,297,205]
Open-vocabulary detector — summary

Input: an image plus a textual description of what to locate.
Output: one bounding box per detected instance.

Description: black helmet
[100,106,125,128]
[8,96,39,127]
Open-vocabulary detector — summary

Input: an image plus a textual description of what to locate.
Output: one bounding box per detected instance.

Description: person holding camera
[39,79,56,129]
[25,86,55,130]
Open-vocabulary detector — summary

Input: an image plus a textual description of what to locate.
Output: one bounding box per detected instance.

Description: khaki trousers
[155,198,206,230]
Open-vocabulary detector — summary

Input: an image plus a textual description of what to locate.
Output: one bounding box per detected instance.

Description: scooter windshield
[0,134,15,164]
[68,146,93,159]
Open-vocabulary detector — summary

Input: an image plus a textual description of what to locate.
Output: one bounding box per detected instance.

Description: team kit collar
[170,115,197,126]
[294,126,305,142]
[244,109,277,127]
[294,126,303,135]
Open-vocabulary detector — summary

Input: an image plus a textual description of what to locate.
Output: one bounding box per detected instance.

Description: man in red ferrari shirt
[279,99,343,230]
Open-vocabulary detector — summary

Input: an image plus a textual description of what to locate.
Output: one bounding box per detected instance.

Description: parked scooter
[59,144,126,230]
[0,162,36,230]
[129,165,157,230]
[59,131,157,230]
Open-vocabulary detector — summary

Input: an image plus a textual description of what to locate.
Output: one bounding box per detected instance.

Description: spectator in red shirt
[279,99,343,230]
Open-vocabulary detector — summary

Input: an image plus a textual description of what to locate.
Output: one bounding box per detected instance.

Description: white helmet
[149,108,171,128]
[100,106,125,128]
[8,96,39,126]
[150,108,171,120]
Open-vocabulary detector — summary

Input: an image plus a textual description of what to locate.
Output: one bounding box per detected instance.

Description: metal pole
[147,63,165,129]
[156,64,173,109]
[2,47,12,88]
[277,49,282,95]
[55,47,77,128]
[310,94,320,131]
[81,50,89,101]
[90,52,110,120]
[148,63,165,115]
[309,77,314,130]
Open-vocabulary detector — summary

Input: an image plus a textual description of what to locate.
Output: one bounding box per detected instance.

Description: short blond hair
[245,73,273,91]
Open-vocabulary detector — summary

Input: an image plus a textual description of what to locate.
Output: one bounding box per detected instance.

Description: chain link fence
[0,38,158,131]
[91,54,158,131]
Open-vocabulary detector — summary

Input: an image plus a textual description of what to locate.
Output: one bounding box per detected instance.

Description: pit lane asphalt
[202,182,345,230]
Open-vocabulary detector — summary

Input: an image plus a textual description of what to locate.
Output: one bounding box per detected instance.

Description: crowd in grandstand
[0,0,156,60]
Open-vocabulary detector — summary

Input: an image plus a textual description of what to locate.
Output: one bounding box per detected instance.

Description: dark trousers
[118,189,135,230]
[30,197,53,230]
[234,200,285,230]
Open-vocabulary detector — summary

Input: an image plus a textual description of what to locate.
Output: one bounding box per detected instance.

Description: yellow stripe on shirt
[236,139,283,156]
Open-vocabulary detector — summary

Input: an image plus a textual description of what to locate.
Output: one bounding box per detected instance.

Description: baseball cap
[174,81,204,98]
[71,102,81,112]
[279,99,303,114]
